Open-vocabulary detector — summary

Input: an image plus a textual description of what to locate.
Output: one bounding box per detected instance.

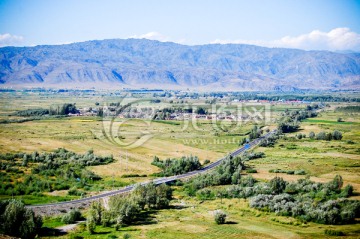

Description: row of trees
[86,182,172,233]
[12,103,78,117]
[309,130,343,141]
[151,155,202,176]
[184,155,245,196]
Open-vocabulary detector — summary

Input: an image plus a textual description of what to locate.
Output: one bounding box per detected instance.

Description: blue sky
[0,0,359,50]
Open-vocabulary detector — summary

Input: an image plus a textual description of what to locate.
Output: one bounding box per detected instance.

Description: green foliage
[324,229,345,236]
[102,182,172,228]
[89,201,103,225]
[214,210,227,224]
[195,107,207,115]
[184,155,245,195]
[335,105,360,112]
[49,103,78,115]
[196,188,216,200]
[14,108,49,117]
[248,125,262,140]
[246,169,257,173]
[277,106,319,133]
[315,130,342,141]
[0,149,113,196]
[86,215,96,234]
[151,155,201,176]
[340,185,353,198]
[269,177,287,194]
[123,233,131,239]
[259,134,279,147]
[61,209,82,224]
[0,199,42,239]
[242,151,265,161]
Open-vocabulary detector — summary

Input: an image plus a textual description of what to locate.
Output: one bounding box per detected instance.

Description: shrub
[309,131,315,139]
[269,177,287,194]
[246,169,257,173]
[86,215,96,234]
[294,170,306,175]
[123,233,131,239]
[214,210,227,224]
[324,229,345,236]
[340,185,353,197]
[316,131,326,140]
[196,188,215,200]
[61,209,82,224]
[332,130,343,140]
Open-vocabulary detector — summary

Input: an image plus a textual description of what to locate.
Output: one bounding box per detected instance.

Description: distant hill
[1,39,359,90]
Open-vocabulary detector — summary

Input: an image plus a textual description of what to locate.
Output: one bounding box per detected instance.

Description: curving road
[27,130,276,210]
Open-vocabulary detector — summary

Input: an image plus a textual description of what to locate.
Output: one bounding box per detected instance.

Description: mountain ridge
[1,38,359,90]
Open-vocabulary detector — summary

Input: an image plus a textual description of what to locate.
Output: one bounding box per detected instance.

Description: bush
[196,188,215,200]
[324,229,345,236]
[332,130,343,140]
[61,209,82,224]
[123,233,131,239]
[294,170,306,175]
[86,215,96,234]
[309,131,315,139]
[316,131,327,140]
[246,169,257,173]
[214,210,227,224]
[269,177,287,194]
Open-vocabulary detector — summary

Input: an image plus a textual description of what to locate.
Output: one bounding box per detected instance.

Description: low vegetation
[151,155,201,176]
[0,148,114,196]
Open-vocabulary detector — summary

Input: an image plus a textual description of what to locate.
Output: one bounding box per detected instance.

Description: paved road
[27,130,276,210]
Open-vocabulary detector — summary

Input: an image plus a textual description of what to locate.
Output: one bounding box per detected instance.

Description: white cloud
[130,32,186,44]
[212,28,360,51]
[0,33,24,47]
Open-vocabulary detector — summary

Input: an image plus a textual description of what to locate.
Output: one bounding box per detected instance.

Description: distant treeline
[335,105,360,112]
[152,91,360,102]
[10,103,78,118]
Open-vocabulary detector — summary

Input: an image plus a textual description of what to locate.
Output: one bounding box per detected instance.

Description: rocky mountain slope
[1,39,359,90]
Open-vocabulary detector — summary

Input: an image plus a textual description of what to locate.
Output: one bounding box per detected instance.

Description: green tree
[214,210,227,224]
[0,200,42,239]
[269,177,287,194]
[332,130,343,140]
[86,215,96,234]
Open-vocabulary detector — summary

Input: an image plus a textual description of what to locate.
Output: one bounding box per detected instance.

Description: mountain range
[1,39,359,90]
